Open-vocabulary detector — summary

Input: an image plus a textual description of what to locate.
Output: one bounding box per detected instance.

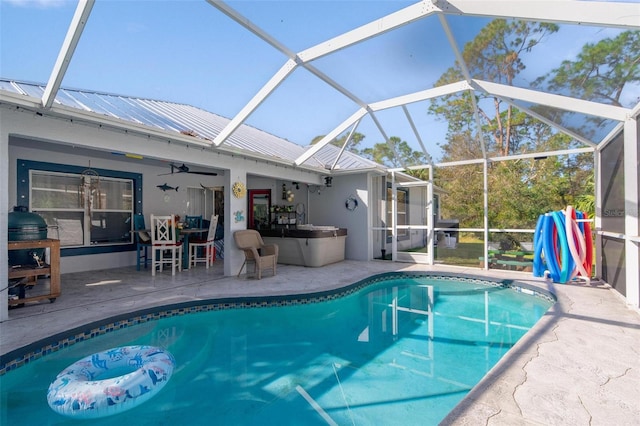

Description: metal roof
[0,79,383,174]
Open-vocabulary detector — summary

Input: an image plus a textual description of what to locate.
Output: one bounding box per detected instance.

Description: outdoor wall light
[324,177,332,187]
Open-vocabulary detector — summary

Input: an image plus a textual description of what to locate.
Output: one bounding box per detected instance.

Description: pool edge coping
[0,271,556,375]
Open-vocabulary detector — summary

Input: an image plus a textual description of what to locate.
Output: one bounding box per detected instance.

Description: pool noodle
[533,207,594,283]
[576,210,585,234]
[565,206,588,279]
[583,215,593,277]
[542,214,561,282]
[551,211,571,283]
[533,215,545,277]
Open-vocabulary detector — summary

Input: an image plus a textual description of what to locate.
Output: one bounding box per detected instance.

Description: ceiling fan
[158,163,218,176]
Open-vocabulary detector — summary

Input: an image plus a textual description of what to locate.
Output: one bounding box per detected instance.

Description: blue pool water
[0,274,553,425]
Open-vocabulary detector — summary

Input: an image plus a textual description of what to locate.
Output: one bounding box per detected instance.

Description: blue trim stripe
[0,272,555,375]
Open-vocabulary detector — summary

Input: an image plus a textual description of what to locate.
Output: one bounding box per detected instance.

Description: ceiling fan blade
[189,171,218,176]
[159,163,216,176]
[157,163,178,176]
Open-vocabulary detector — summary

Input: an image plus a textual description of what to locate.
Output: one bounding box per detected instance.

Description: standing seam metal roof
[1,79,382,172]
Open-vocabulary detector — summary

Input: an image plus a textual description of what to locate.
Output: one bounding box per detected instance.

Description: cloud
[5,0,67,9]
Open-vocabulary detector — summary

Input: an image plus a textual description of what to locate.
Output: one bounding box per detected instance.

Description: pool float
[552,210,573,283]
[532,214,545,277]
[583,216,593,277]
[565,206,588,280]
[541,214,561,282]
[47,345,175,419]
[534,207,594,283]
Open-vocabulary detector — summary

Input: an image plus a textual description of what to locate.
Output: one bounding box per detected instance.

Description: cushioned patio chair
[233,229,278,279]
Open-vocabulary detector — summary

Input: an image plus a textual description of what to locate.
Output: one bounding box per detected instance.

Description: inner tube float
[47,345,175,419]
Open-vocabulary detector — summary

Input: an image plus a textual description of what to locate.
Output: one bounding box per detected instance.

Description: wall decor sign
[345,195,359,211]
[232,181,246,198]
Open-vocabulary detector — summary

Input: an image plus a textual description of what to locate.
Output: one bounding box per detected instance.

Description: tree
[427,19,635,233]
[434,133,484,226]
[430,19,559,158]
[313,132,429,178]
[534,31,640,108]
[360,136,427,169]
[574,175,595,217]
[529,30,639,219]
[311,132,366,154]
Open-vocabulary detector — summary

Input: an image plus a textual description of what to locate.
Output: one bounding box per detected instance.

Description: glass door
[248,189,271,230]
[370,174,433,264]
[395,181,431,263]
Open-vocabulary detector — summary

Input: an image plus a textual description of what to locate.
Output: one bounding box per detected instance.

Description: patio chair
[150,214,183,276]
[134,214,151,271]
[233,229,278,279]
[214,223,224,259]
[185,215,203,229]
[189,215,218,268]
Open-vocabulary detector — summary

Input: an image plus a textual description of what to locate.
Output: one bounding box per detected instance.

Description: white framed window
[30,171,134,247]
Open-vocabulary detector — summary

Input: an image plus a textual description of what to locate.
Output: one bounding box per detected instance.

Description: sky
[1,0,638,162]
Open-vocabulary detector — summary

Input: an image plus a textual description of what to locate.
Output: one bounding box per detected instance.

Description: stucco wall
[307,173,370,261]
[8,140,229,273]
[3,108,374,275]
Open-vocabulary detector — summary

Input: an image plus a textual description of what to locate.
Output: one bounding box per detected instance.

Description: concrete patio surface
[1,260,639,425]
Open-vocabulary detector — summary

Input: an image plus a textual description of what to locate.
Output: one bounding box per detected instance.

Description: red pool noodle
[583,216,593,277]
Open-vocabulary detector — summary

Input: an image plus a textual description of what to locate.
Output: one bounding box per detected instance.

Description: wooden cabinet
[8,239,61,307]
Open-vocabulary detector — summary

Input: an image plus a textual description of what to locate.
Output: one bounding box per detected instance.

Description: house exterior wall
[1,107,319,276]
[1,107,377,286]
[307,173,370,261]
[7,140,225,274]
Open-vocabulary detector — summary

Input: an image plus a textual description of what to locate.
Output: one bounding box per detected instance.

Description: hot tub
[260,226,347,267]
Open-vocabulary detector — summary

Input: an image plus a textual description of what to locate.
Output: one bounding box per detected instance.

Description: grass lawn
[404,236,595,275]
[435,242,484,267]
[403,240,485,267]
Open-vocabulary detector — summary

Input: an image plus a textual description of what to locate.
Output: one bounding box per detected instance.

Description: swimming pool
[0,273,554,425]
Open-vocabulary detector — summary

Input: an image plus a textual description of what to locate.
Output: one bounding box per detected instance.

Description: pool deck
[2,260,639,425]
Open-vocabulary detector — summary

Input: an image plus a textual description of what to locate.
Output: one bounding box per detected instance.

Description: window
[31,171,133,247]
[387,185,409,242]
[186,185,224,225]
[17,159,141,255]
[186,187,207,217]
